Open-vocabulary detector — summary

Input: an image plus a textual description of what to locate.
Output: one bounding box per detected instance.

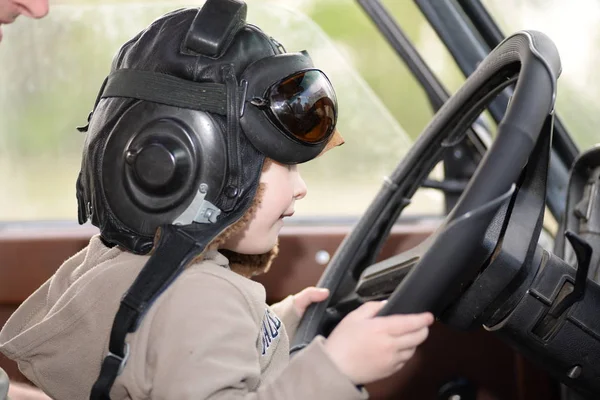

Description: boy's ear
[317,129,344,158]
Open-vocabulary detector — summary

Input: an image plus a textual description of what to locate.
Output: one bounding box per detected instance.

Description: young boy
[0,1,433,399]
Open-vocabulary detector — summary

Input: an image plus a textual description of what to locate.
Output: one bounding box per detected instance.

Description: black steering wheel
[292,30,561,352]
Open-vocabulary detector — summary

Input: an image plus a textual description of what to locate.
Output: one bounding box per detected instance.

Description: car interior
[2,0,600,399]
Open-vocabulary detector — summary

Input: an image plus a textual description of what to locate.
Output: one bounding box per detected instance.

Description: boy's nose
[15,0,49,19]
[294,172,307,201]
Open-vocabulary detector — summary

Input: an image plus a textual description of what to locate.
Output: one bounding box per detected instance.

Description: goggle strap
[101,69,228,115]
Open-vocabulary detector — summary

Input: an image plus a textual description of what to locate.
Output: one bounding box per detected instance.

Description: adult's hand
[8,382,51,400]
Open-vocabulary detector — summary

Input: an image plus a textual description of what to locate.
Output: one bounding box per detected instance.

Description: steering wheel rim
[291,30,561,353]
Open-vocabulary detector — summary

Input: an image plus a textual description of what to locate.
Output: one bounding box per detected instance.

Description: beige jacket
[0,235,367,400]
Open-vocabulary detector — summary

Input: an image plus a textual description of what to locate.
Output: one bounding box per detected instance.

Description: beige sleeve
[269,295,301,339]
[146,272,367,400]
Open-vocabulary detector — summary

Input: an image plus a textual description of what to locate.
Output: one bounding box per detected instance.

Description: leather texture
[77,5,280,254]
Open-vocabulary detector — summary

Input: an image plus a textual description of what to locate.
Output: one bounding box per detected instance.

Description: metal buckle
[173,184,221,225]
[107,343,130,376]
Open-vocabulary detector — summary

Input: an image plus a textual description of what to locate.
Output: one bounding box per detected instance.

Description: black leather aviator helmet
[77,0,340,256]
[76,1,341,398]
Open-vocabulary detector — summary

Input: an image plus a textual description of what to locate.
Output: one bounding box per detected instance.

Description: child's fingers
[307,287,330,302]
[294,287,330,311]
[392,326,430,349]
[350,301,388,319]
[395,348,417,365]
[381,312,434,336]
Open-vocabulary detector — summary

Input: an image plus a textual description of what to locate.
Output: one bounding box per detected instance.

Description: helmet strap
[219,64,243,212]
[90,225,205,400]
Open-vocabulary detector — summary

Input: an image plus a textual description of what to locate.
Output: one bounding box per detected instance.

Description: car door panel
[0,222,559,399]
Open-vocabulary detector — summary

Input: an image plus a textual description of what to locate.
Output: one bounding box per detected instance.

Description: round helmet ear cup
[101,101,228,237]
[123,119,196,212]
[129,143,179,191]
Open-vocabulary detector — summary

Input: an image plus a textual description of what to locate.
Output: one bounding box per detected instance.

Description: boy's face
[223,160,307,254]
[0,0,49,42]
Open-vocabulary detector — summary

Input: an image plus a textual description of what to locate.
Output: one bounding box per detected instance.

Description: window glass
[483,0,600,150]
[380,0,466,96]
[0,0,445,221]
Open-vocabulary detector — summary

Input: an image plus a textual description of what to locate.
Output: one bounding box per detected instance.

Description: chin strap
[89,225,204,400]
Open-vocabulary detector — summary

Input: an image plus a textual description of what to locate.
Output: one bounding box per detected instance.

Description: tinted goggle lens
[266,70,337,144]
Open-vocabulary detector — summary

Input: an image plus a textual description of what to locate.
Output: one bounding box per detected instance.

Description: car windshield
[483,0,600,149]
[5,0,587,223]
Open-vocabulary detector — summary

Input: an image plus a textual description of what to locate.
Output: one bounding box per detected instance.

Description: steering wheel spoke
[355,237,433,299]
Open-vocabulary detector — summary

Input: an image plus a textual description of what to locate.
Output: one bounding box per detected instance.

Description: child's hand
[324,301,434,385]
[292,287,330,318]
